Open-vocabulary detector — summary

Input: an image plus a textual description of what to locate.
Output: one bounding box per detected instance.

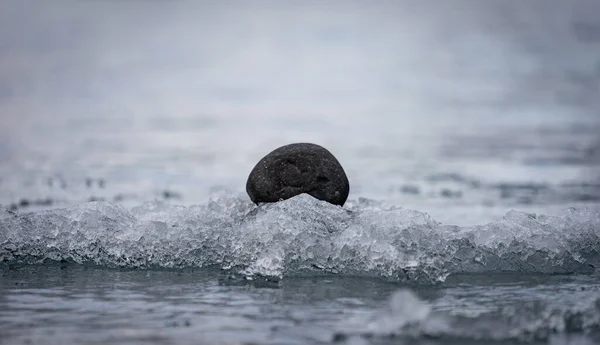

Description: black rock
[246,143,350,206]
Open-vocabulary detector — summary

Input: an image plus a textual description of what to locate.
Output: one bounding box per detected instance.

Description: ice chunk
[367,289,434,333]
[1,194,599,283]
[335,286,600,343]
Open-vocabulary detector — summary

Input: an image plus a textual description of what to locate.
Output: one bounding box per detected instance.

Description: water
[2,268,600,345]
[1,0,600,344]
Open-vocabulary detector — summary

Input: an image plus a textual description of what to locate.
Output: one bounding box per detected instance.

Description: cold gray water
[1,0,600,344]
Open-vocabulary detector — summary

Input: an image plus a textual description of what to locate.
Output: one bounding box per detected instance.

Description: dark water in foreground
[1,0,600,344]
[2,266,600,345]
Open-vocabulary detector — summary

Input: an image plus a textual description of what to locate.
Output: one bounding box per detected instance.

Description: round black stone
[246,143,350,206]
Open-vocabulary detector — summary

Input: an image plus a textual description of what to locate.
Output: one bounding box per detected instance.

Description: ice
[364,289,438,334]
[1,193,599,282]
[335,286,600,343]
[333,289,447,340]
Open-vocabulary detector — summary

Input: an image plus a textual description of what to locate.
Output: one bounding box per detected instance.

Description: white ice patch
[1,193,599,283]
[364,290,440,334]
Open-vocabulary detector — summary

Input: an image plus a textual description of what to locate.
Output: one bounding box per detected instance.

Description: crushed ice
[1,193,599,283]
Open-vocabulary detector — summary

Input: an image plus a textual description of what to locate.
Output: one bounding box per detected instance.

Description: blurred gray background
[1,0,599,224]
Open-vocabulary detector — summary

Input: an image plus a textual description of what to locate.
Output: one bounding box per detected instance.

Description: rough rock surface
[246,143,350,206]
